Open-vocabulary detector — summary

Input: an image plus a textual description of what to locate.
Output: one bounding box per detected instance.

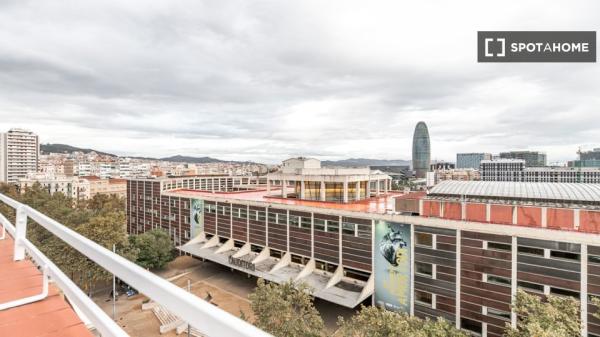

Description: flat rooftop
[167,188,402,214]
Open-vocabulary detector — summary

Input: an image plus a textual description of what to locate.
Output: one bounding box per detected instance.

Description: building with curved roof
[412,122,430,179]
[429,180,600,204]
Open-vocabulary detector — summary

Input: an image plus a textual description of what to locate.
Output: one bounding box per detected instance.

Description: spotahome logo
[478,31,596,62]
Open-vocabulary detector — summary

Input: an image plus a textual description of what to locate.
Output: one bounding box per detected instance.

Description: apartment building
[0,128,39,184]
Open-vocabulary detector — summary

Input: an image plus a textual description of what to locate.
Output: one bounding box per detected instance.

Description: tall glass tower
[412,121,431,179]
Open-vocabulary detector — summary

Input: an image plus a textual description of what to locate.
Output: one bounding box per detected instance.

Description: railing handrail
[0,193,272,337]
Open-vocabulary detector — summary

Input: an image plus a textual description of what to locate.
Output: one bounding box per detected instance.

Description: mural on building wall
[374,220,412,313]
[190,199,204,238]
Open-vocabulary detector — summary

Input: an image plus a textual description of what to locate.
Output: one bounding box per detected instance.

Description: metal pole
[187,279,191,337]
[112,244,116,320]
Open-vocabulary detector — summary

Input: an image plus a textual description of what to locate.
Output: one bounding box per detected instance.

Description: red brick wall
[547,208,574,230]
[580,210,600,233]
[516,207,542,227]
[422,200,440,217]
[490,205,513,225]
[443,202,462,220]
[465,203,487,223]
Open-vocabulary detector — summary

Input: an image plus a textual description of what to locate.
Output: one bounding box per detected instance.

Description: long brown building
[127,158,600,337]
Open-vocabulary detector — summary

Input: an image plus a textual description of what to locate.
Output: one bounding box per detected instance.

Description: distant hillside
[41,144,246,164]
[41,143,117,157]
[160,155,225,164]
[322,158,411,167]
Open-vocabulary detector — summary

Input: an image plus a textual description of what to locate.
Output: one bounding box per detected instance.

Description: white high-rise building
[0,128,39,184]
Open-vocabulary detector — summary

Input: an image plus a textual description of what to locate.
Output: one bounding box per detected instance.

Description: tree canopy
[337,305,467,337]
[504,289,580,337]
[247,279,325,337]
[0,182,137,292]
[129,228,175,269]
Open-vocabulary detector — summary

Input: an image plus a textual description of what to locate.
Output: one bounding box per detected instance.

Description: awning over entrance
[178,235,372,308]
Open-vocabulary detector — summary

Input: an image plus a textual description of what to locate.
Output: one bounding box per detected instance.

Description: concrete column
[300,180,305,199]
[266,179,271,194]
[320,181,326,201]
[541,207,547,228]
[455,229,461,329]
[376,179,380,195]
[575,209,581,230]
[287,210,290,252]
[355,181,360,201]
[339,215,343,263]
[343,179,349,203]
[581,244,588,337]
[384,179,388,194]
[511,236,517,329]
[281,180,287,197]
[366,180,371,198]
[310,212,315,258]
[486,203,491,222]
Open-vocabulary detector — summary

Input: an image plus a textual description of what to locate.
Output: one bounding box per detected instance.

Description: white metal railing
[0,193,272,337]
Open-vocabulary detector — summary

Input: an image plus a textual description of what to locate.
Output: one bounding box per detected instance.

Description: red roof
[0,236,93,337]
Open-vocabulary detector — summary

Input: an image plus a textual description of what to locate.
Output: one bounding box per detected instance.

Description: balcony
[0,193,272,337]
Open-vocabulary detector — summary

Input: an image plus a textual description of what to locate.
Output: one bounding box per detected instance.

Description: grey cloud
[0,0,599,163]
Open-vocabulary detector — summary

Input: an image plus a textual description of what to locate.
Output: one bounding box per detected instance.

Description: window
[414,290,433,307]
[486,275,511,286]
[550,287,579,298]
[268,212,277,224]
[518,246,544,256]
[257,211,266,222]
[357,224,371,238]
[415,262,433,277]
[342,222,356,236]
[326,220,339,233]
[550,250,580,261]
[277,213,287,225]
[460,318,482,335]
[290,215,300,227]
[486,307,510,320]
[518,281,544,293]
[415,232,433,247]
[314,219,326,231]
[300,217,311,229]
[589,255,600,265]
[239,208,247,219]
[487,242,511,251]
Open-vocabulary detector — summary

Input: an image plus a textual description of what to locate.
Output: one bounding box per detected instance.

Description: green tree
[504,290,580,337]
[591,296,600,322]
[336,305,467,337]
[247,278,325,337]
[129,229,174,269]
[0,182,136,292]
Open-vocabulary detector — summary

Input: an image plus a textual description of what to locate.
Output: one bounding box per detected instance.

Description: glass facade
[412,121,431,179]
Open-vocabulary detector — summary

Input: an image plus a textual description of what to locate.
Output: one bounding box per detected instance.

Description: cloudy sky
[0,1,598,164]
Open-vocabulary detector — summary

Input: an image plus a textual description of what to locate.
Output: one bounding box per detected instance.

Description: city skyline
[1,1,599,163]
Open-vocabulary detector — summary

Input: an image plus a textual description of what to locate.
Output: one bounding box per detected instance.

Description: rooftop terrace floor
[0,235,93,337]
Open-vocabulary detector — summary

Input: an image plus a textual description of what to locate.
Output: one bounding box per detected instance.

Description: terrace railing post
[14,205,28,261]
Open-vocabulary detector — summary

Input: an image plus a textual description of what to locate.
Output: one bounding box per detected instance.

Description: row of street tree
[0,182,175,294]
[246,279,599,337]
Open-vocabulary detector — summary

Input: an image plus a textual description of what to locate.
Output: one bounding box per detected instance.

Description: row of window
[204,204,371,237]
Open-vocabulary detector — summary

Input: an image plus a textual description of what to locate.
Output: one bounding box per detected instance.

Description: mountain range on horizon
[40,143,411,167]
